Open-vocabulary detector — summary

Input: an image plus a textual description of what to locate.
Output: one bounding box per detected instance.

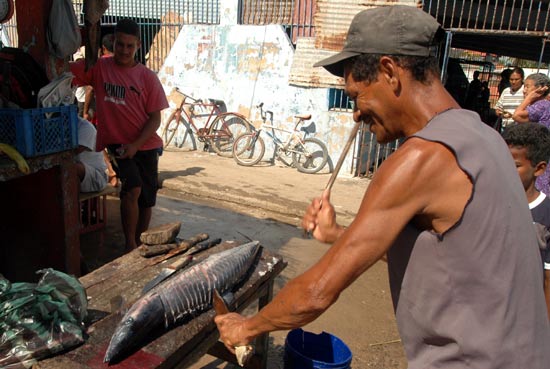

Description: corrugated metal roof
[240,0,293,24]
[314,0,420,50]
[291,1,419,88]
[289,37,344,88]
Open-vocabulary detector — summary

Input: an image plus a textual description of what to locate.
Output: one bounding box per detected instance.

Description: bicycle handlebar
[257,102,274,123]
[256,102,311,137]
[173,87,202,104]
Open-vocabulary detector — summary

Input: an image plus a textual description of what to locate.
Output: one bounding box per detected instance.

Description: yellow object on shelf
[0,142,30,173]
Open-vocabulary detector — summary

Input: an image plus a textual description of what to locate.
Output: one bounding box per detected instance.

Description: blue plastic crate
[0,105,78,157]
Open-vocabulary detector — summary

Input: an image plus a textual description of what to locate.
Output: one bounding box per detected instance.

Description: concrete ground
[158,149,367,227]
[80,149,407,369]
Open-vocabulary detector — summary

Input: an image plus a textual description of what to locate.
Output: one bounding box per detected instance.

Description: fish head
[104,293,165,363]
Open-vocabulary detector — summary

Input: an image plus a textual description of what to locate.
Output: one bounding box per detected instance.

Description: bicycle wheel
[162,110,180,148]
[232,133,265,166]
[292,137,329,174]
[208,113,251,157]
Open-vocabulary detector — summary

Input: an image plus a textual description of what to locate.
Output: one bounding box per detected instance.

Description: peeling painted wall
[157,0,358,177]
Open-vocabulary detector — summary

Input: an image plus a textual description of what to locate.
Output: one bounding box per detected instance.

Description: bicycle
[232,103,328,174]
[162,87,252,157]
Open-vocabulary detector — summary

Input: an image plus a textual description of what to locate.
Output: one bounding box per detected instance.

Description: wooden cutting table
[36,241,287,369]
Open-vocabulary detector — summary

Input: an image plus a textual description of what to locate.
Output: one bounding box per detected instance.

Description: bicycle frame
[255,104,309,156]
[232,103,328,172]
[172,90,225,140]
[163,88,252,156]
[262,123,307,155]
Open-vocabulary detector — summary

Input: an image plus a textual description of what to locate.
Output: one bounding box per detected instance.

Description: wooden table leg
[254,280,274,369]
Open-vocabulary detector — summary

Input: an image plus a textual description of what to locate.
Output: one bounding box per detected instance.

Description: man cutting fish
[215,6,550,368]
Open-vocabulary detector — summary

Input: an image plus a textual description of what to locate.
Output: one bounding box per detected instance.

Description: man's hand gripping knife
[212,290,253,367]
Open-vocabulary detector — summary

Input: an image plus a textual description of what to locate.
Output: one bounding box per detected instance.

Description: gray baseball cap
[314,6,445,77]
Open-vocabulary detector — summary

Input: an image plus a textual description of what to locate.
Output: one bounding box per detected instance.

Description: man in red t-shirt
[71,19,169,252]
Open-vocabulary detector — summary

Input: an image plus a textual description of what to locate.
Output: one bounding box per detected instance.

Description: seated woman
[76,117,108,193]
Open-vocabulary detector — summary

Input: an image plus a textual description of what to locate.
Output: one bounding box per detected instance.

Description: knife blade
[141,255,193,294]
[212,288,230,314]
[212,289,254,367]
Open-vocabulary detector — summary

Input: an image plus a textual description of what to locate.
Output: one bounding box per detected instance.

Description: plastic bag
[47,0,82,59]
[37,72,75,109]
[0,269,88,369]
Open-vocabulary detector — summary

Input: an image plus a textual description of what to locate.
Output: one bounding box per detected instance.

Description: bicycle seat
[208,98,227,113]
[295,114,311,120]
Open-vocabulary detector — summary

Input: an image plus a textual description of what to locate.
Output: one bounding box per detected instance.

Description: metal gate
[238,0,316,45]
[73,0,220,72]
[0,1,220,72]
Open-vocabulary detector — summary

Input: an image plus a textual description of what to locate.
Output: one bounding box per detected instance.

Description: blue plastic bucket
[284,328,353,369]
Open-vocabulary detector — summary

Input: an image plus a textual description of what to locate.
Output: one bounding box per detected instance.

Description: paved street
[158,149,370,227]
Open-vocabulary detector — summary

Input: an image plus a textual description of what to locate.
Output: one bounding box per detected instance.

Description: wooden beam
[15,0,66,79]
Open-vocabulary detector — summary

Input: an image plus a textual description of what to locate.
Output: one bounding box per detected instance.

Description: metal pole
[440,31,453,83]
[537,37,548,73]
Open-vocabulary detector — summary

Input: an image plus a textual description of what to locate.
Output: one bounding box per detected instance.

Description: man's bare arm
[83,86,94,121]
[513,86,548,123]
[216,138,472,347]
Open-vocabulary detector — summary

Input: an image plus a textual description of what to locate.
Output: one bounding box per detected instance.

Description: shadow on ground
[159,166,205,185]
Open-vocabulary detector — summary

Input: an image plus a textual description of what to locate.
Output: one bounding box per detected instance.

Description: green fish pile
[0,269,88,368]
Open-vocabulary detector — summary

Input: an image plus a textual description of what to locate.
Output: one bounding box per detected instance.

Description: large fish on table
[104,241,261,363]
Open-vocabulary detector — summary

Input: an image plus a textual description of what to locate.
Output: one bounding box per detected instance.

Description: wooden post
[15,0,67,79]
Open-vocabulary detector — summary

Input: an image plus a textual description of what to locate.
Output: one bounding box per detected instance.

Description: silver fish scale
[156,242,259,326]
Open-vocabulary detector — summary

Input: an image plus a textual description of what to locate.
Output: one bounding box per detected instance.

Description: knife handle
[177,233,209,250]
[190,238,222,254]
[150,233,209,265]
[139,243,177,257]
[169,255,193,271]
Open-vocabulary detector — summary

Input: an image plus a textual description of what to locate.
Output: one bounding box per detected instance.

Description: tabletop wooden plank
[36,242,286,369]
[81,240,236,312]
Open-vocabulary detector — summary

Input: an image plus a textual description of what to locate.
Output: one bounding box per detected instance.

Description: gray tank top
[387,109,550,368]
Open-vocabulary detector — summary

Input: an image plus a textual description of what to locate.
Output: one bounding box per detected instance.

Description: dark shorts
[107,146,161,208]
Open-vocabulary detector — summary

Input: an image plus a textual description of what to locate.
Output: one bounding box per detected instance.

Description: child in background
[503,123,550,320]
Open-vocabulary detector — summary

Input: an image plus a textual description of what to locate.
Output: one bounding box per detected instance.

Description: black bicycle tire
[162,110,180,148]
[292,137,329,174]
[208,113,252,157]
[232,133,265,166]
